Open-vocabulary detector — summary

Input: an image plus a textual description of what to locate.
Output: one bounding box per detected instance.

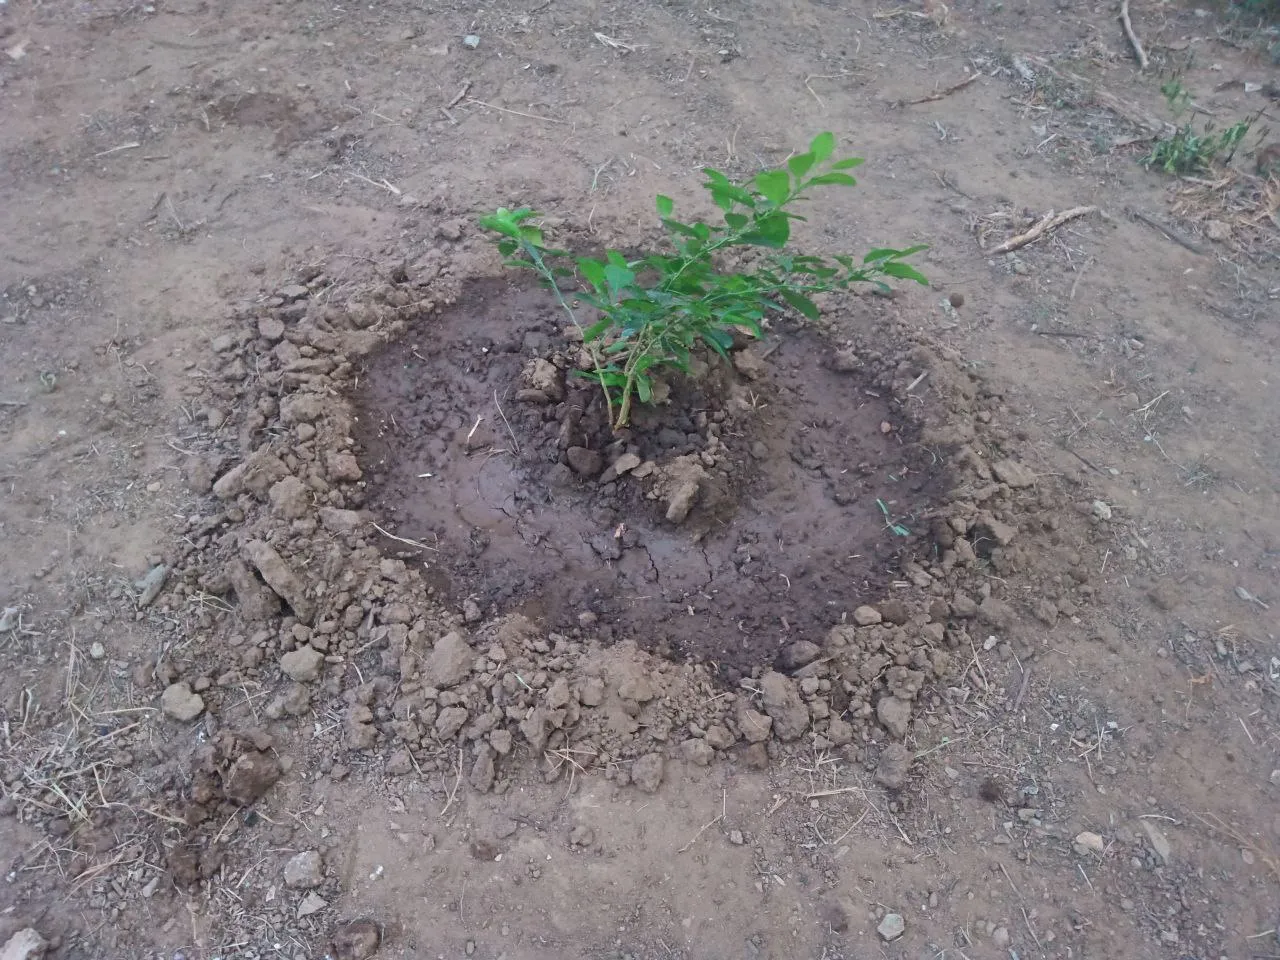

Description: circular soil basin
[353,279,948,677]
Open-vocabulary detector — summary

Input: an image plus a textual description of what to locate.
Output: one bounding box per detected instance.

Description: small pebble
[877,913,906,942]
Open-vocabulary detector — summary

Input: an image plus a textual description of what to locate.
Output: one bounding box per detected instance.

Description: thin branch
[1119,0,1149,71]
[989,206,1097,254]
[906,72,979,105]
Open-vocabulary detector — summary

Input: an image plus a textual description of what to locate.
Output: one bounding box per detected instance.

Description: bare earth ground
[2,1,1279,959]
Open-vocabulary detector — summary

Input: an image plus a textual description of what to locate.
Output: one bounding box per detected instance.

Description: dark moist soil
[352,278,950,677]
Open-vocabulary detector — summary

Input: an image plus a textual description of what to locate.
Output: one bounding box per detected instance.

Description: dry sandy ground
[1,1,1279,959]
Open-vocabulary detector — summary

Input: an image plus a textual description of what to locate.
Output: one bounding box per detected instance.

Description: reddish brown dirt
[354,279,948,675]
[2,1,1279,959]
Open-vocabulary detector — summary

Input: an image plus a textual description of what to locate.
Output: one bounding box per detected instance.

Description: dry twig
[989,206,1097,254]
[370,522,439,553]
[907,72,979,105]
[677,789,726,853]
[1126,206,1207,255]
[439,747,464,819]
[1119,0,1149,71]
[447,81,472,109]
[465,97,568,125]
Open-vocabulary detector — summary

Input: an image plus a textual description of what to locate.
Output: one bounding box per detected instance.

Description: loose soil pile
[146,249,1084,804]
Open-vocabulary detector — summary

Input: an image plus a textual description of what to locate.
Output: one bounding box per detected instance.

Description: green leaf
[806,172,858,188]
[577,257,607,293]
[740,213,790,248]
[663,218,701,238]
[809,131,836,163]
[830,157,865,170]
[478,206,539,238]
[604,263,635,299]
[777,289,820,321]
[656,194,674,217]
[710,184,756,210]
[880,261,930,285]
[635,375,652,404]
[724,212,749,230]
[708,189,733,212]
[862,247,899,263]
[753,169,791,207]
[787,152,816,180]
[582,317,613,342]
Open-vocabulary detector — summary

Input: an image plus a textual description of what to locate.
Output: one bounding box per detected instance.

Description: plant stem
[518,239,616,427]
[614,329,657,429]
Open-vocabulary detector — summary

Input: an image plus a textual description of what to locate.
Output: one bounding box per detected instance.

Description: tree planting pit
[353,279,950,678]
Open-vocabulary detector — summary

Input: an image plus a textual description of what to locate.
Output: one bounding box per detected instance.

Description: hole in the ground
[352,278,951,678]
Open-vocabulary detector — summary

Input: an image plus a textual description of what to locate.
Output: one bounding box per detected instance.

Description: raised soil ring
[353,279,949,679]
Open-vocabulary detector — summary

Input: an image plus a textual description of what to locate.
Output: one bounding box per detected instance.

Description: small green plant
[479,133,927,430]
[1144,80,1256,174]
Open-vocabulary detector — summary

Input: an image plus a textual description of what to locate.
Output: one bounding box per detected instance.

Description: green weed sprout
[1144,80,1257,175]
[480,132,928,430]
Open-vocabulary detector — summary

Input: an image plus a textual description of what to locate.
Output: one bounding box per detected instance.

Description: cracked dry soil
[353,279,949,677]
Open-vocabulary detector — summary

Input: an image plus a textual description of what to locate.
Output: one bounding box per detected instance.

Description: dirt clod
[775,640,822,671]
[852,605,882,626]
[876,696,913,739]
[874,743,913,789]
[421,632,473,688]
[244,539,315,623]
[738,705,773,743]
[760,672,809,740]
[991,459,1035,488]
[284,850,324,889]
[0,929,48,960]
[160,682,206,721]
[631,752,665,792]
[227,559,283,621]
[681,738,714,766]
[566,446,604,477]
[1139,819,1172,864]
[331,919,381,960]
[298,892,328,919]
[224,751,283,806]
[280,645,325,683]
[134,564,169,608]
[1073,831,1106,855]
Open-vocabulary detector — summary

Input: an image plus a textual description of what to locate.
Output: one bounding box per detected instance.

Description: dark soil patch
[352,278,950,676]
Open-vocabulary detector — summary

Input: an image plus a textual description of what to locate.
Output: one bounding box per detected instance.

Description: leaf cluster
[480,133,927,429]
